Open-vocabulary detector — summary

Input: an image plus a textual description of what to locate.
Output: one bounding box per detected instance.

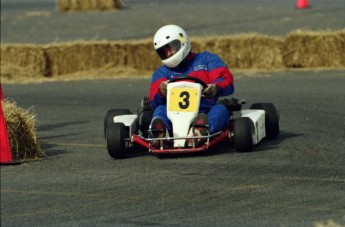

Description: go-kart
[104,76,280,159]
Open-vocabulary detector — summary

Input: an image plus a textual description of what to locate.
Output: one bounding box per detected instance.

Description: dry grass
[57,0,122,11]
[44,65,152,82]
[314,220,344,227]
[2,99,44,161]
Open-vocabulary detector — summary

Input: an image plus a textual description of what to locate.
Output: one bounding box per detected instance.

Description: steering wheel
[168,76,208,89]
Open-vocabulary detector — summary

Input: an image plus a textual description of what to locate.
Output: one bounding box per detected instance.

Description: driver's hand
[203,84,218,98]
[159,80,168,97]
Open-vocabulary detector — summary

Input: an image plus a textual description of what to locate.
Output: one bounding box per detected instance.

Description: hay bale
[41,35,285,76]
[0,44,48,76]
[0,61,43,83]
[44,41,116,76]
[190,39,206,53]
[2,99,44,161]
[4,31,345,81]
[57,0,122,11]
[283,30,345,68]
[122,39,161,71]
[44,40,162,76]
[196,34,284,69]
[114,35,284,71]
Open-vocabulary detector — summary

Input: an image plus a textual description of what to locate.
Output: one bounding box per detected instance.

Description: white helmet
[153,25,191,68]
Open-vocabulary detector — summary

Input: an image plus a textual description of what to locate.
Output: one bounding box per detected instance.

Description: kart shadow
[125,146,150,159]
[155,141,236,159]
[250,130,303,153]
[155,130,302,159]
[36,120,90,159]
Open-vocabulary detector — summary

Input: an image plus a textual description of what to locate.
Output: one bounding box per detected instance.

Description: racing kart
[104,76,280,159]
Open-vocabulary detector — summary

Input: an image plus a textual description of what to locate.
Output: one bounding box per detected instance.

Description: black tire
[250,103,280,139]
[106,123,128,159]
[104,109,131,138]
[233,117,254,152]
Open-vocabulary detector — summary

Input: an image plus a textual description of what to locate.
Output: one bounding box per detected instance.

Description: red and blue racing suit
[149,51,234,134]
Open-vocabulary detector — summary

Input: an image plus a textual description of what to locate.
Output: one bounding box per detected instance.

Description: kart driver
[149,24,234,146]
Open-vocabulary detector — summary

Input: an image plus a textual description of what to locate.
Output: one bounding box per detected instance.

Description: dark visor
[156,40,182,60]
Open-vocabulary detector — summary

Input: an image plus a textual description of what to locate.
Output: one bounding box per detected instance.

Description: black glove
[202,84,218,98]
[159,81,168,97]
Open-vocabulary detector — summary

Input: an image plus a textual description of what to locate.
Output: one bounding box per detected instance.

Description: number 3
[179,91,190,109]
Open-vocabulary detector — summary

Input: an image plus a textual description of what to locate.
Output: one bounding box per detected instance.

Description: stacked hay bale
[0,62,43,82]
[44,41,115,76]
[1,30,344,81]
[43,40,161,76]
[197,34,284,69]
[0,44,48,77]
[57,0,122,11]
[122,39,161,71]
[2,99,44,161]
[283,30,345,68]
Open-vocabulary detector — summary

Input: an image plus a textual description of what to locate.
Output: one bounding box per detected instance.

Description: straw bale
[283,30,345,68]
[44,40,161,76]
[57,0,122,11]
[2,99,44,161]
[190,39,206,53]
[44,42,115,76]
[0,44,48,76]
[0,61,42,83]
[3,31,345,82]
[197,34,284,69]
[122,40,161,71]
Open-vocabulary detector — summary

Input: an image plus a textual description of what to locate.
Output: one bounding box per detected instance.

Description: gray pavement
[1,0,345,44]
[1,70,345,226]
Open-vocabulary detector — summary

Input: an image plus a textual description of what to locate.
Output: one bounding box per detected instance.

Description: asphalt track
[1,70,345,226]
[1,0,345,226]
[1,0,345,43]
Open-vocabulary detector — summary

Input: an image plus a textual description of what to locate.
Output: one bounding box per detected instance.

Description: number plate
[168,88,199,112]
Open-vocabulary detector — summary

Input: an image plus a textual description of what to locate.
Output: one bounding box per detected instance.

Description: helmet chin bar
[162,50,184,68]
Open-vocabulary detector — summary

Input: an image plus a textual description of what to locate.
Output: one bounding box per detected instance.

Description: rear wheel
[250,103,279,139]
[104,109,131,138]
[233,117,254,152]
[106,123,128,159]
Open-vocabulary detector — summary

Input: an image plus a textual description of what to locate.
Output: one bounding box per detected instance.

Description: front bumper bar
[131,131,230,153]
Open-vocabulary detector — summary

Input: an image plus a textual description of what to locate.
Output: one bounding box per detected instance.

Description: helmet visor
[156,40,182,60]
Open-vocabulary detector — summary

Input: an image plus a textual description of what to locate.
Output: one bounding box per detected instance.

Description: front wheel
[106,123,128,159]
[233,117,254,152]
[104,109,131,138]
